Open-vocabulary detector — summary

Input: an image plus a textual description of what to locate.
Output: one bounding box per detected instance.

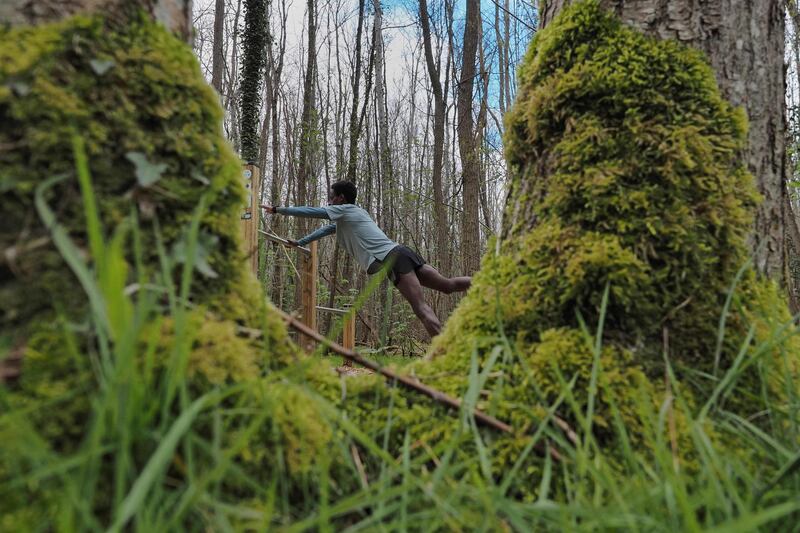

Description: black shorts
[367,245,426,284]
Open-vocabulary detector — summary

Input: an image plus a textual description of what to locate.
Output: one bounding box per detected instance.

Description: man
[262,180,471,337]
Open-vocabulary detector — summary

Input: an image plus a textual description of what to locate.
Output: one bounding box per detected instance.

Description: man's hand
[261,205,278,214]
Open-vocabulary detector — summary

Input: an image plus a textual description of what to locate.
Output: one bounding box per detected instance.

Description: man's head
[329,181,357,205]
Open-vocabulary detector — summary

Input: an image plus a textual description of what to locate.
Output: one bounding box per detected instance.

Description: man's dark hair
[332,180,357,203]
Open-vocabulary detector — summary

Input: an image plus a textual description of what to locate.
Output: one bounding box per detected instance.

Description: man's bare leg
[394,270,442,337]
[415,264,471,294]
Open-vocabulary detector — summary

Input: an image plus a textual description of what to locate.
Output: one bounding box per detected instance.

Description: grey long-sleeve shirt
[277,205,397,271]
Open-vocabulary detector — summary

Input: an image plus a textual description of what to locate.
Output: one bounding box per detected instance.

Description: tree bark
[297,0,317,213]
[295,0,318,307]
[211,0,225,93]
[538,0,787,282]
[457,0,482,274]
[374,0,394,238]
[419,0,450,277]
[346,0,368,184]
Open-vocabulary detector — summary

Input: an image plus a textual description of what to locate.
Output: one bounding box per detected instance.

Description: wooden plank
[240,163,260,276]
[299,240,318,349]
[342,311,355,366]
[258,229,311,254]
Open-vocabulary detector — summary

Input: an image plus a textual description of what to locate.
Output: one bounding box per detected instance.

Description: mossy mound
[0,9,297,416]
[342,0,799,499]
[0,14,277,339]
[0,14,344,528]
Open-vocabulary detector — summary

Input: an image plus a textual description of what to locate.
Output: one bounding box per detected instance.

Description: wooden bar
[240,163,260,276]
[258,229,311,255]
[315,305,348,315]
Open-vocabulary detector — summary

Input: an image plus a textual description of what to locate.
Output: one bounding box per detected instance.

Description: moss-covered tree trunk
[536,0,788,284]
[0,0,195,385]
[412,0,798,482]
[0,3,320,525]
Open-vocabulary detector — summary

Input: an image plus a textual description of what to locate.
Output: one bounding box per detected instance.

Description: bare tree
[346,0,369,184]
[294,0,319,306]
[239,0,268,163]
[297,0,319,229]
[419,0,451,278]
[457,0,481,274]
[211,0,225,93]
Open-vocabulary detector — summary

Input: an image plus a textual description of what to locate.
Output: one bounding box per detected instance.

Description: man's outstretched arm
[296,224,336,246]
[262,205,330,219]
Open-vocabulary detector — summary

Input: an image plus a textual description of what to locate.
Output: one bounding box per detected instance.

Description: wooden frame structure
[259,228,356,357]
[240,163,260,275]
[240,162,353,354]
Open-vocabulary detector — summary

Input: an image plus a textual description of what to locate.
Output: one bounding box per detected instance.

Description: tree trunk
[785,1,800,311]
[419,0,450,277]
[211,0,225,93]
[297,0,318,223]
[267,0,288,304]
[373,0,395,345]
[239,0,268,164]
[477,40,492,232]
[457,0,482,274]
[295,0,318,308]
[345,0,367,184]
[374,0,394,238]
[495,0,506,115]
[539,0,787,282]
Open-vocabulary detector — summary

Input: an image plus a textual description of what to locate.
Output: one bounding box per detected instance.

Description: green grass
[1,138,799,531]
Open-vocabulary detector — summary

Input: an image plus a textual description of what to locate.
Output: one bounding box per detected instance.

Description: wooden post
[299,240,318,349]
[240,163,260,276]
[342,304,355,366]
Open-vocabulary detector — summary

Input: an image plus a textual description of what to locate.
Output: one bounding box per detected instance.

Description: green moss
[0,13,325,528]
[3,1,799,525]
[0,15,258,337]
[339,0,798,498]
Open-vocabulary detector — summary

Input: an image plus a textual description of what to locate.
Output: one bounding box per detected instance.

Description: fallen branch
[275,307,563,462]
